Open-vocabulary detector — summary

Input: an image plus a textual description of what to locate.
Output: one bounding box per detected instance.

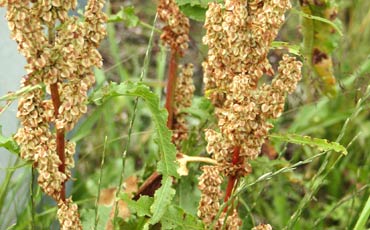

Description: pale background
[0,8,29,229]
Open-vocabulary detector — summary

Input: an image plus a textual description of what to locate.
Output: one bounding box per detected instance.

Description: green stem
[107,3,129,81]
[30,167,35,230]
[353,190,370,229]
[113,14,157,227]
[94,136,107,230]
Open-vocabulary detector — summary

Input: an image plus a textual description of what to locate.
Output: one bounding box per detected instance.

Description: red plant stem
[50,83,66,202]
[224,146,241,210]
[133,172,162,200]
[164,50,178,129]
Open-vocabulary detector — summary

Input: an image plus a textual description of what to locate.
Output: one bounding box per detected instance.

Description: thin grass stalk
[0,84,43,102]
[314,185,369,227]
[155,45,167,96]
[0,159,17,228]
[106,2,129,81]
[30,167,35,230]
[285,85,370,229]
[113,14,158,225]
[94,136,108,230]
[210,151,327,229]
[354,193,370,230]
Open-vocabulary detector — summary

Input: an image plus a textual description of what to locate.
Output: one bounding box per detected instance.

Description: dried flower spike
[172,63,195,148]
[198,0,302,228]
[1,0,107,228]
[158,0,190,56]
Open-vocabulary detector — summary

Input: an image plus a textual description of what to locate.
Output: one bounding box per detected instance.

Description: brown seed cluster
[172,63,195,147]
[198,0,302,228]
[197,165,222,225]
[224,209,243,230]
[157,0,190,56]
[1,0,106,228]
[57,198,82,230]
[198,175,242,230]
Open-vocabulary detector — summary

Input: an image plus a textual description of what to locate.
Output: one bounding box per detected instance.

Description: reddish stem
[164,50,178,129]
[50,83,66,201]
[133,172,162,200]
[224,146,240,210]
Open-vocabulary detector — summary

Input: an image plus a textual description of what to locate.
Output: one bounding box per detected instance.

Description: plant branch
[48,25,66,202]
[224,146,241,206]
[133,172,162,200]
[177,154,217,176]
[178,154,217,165]
[164,49,178,129]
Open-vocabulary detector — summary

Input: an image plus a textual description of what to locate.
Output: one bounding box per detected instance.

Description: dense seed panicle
[198,0,301,228]
[2,0,106,228]
[172,63,195,147]
[158,0,190,56]
[198,165,223,226]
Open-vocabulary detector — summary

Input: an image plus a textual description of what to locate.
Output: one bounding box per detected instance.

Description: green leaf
[91,82,178,178]
[161,205,204,230]
[175,0,223,22]
[119,216,148,230]
[291,8,343,36]
[179,4,207,21]
[71,102,105,142]
[0,126,19,155]
[269,133,347,155]
[81,206,111,230]
[94,67,106,90]
[123,194,154,217]
[271,41,302,57]
[175,0,221,8]
[149,177,176,225]
[108,6,139,27]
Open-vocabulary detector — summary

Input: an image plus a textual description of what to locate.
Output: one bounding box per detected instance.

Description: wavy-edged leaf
[122,194,154,217]
[81,206,111,230]
[179,4,207,21]
[91,81,178,177]
[175,0,223,22]
[108,6,139,27]
[149,177,176,225]
[161,205,204,230]
[270,133,347,155]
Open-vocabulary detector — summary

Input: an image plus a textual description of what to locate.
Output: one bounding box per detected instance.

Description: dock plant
[0,0,106,228]
[0,0,368,229]
[199,0,302,228]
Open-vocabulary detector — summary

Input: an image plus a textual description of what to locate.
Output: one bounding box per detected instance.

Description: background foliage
[0,0,369,229]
